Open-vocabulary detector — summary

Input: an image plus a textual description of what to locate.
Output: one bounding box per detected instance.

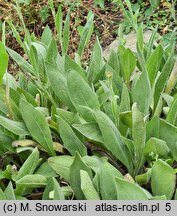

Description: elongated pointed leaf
[55,6,62,43]
[120,83,130,112]
[166,95,177,125]
[67,70,100,121]
[45,62,75,111]
[146,45,163,85]
[159,120,177,160]
[151,160,176,199]
[154,50,175,110]
[70,152,93,200]
[87,37,104,83]
[100,162,123,200]
[94,110,133,172]
[4,182,16,200]
[0,116,30,136]
[57,117,87,156]
[20,98,55,156]
[52,177,65,200]
[62,11,70,55]
[121,48,136,83]
[15,148,39,181]
[116,178,149,200]
[132,103,145,175]
[0,42,8,84]
[78,13,94,57]
[132,70,151,115]
[80,170,100,200]
[72,123,103,143]
[16,174,47,188]
[7,48,34,75]
[48,156,74,181]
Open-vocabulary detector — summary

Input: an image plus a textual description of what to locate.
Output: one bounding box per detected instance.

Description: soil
[0,0,176,75]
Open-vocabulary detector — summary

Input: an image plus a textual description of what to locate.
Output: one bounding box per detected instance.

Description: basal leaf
[146,45,163,85]
[116,178,149,200]
[159,120,177,160]
[80,170,100,200]
[52,177,65,200]
[48,156,74,181]
[144,137,170,158]
[57,117,87,157]
[70,152,93,200]
[20,98,55,156]
[0,116,30,136]
[16,174,47,188]
[0,42,8,84]
[151,159,176,199]
[153,50,175,110]
[132,103,146,175]
[72,123,103,143]
[132,70,151,115]
[15,148,39,181]
[45,62,75,111]
[94,110,133,172]
[67,70,100,122]
[77,13,94,57]
[99,161,123,200]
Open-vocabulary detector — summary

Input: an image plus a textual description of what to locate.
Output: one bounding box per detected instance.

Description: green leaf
[46,38,58,64]
[78,13,94,57]
[87,37,104,84]
[62,11,70,55]
[52,177,65,200]
[4,182,16,200]
[132,70,151,115]
[135,169,152,185]
[20,98,55,156]
[55,6,62,43]
[0,42,8,84]
[15,148,39,181]
[146,45,163,85]
[154,50,175,110]
[67,70,100,121]
[0,116,30,136]
[132,103,146,175]
[166,95,177,125]
[121,48,136,83]
[99,162,123,200]
[57,117,87,156]
[56,108,77,125]
[146,116,160,141]
[7,48,34,75]
[144,138,170,158]
[119,111,132,128]
[16,174,47,188]
[151,160,176,199]
[94,110,133,172]
[0,189,6,200]
[35,162,57,178]
[72,123,103,143]
[48,156,74,181]
[80,170,100,200]
[41,25,53,46]
[42,178,54,200]
[159,120,177,160]
[120,83,130,112]
[65,55,86,78]
[70,152,93,200]
[116,178,149,200]
[45,62,75,111]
